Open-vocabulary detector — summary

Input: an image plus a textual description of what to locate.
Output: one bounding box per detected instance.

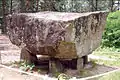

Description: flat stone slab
[6,11,108,59]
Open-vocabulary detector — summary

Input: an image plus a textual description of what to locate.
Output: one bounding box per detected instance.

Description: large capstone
[6,11,108,59]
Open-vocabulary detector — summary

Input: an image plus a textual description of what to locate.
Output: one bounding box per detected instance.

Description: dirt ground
[0,64,117,80]
[0,35,118,80]
[0,35,21,64]
[0,67,41,80]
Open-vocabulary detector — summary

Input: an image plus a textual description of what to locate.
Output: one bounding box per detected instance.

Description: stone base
[77,58,84,71]
[77,55,88,70]
[20,47,38,64]
[83,55,88,65]
[49,58,64,74]
[20,47,89,73]
[49,57,88,73]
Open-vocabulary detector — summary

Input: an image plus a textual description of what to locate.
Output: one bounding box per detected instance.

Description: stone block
[6,11,108,59]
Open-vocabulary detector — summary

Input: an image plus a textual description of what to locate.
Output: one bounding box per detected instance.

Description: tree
[102,11,120,48]
[118,0,120,10]
[2,0,6,33]
[88,0,94,11]
[40,0,57,11]
[36,0,39,12]
[10,0,12,14]
[95,0,98,11]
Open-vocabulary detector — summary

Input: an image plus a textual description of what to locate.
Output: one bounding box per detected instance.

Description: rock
[20,47,38,64]
[84,62,94,69]
[6,11,108,60]
[49,58,64,74]
[77,58,84,70]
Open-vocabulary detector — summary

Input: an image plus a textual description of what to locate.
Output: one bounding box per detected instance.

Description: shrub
[102,11,120,49]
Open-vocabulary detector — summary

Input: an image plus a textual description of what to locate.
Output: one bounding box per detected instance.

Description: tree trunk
[36,0,39,12]
[88,0,94,12]
[40,0,57,11]
[95,0,98,11]
[10,0,12,14]
[109,0,114,12]
[2,0,6,34]
[118,0,120,10]
[20,0,25,12]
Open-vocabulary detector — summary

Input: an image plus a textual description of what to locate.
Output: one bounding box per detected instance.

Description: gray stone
[49,58,64,74]
[20,47,38,64]
[77,58,84,70]
[6,11,108,60]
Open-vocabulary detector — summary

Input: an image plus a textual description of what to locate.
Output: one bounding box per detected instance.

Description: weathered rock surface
[6,11,108,59]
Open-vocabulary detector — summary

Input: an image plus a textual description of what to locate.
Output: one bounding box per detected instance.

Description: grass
[90,59,120,67]
[89,47,120,80]
[91,47,120,66]
[19,61,35,71]
[98,71,120,80]
[6,61,36,72]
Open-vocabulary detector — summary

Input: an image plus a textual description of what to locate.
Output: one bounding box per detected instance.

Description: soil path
[0,35,21,64]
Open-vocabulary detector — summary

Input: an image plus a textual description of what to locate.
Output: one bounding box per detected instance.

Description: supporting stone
[49,58,64,74]
[77,58,84,71]
[83,55,88,65]
[20,47,38,64]
[71,59,77,69]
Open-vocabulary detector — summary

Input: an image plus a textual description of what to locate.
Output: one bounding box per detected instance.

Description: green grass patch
[91,49,120,66]
[89,47,120,80]
[97,71,120,80]
[90,59,120,67]
[93,47,120,61]
[93,52,120,60]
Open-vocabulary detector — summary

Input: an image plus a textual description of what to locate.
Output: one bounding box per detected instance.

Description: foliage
[55,0,112,12]
[0,0,116,14]
[102,11,120,49]
[55,0,90,12]
[19,61,35,71]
